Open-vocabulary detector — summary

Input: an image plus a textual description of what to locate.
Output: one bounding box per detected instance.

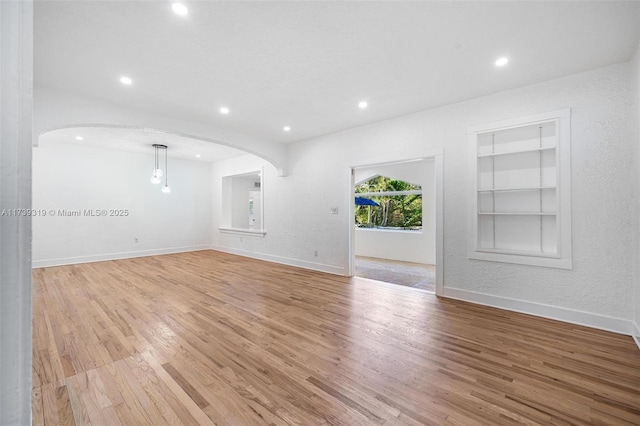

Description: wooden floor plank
[55,383,75,426]
[32,250,640,425]
[161,362,210,410]
[41,382,61,425]
[31,387,44,426]
[122,356,183,425]
[139,351,216,426]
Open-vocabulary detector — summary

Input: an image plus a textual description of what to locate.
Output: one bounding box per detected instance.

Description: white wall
[354,159,436,264]
[32,142,212,267]
[0,1,33,424]
[212,61,637,333]
[356,229,431,264]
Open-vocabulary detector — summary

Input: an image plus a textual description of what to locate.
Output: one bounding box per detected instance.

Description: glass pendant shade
[154,168,163,177]
[162,184,171,193]
[150,174,162,184]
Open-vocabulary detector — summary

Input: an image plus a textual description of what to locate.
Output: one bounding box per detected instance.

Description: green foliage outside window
[355,176,422,230]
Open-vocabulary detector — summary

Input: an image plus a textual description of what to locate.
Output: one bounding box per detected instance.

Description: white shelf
[477,146,555,158]
[477,186,556,193]
[475,248,559,258]
[478,212,556,216]
[219,227,266,237]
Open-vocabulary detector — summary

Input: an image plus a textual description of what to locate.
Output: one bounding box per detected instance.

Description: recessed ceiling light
[172,3,188,16]
[196,154,201,158]
[75,136,83,141]
[119,76,133,85]
[219,107,230,115]
[283,126,291,132]
[358,101,368,109]
[495,57,509,67]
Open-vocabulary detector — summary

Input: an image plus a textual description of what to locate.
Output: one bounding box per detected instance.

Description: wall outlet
[330,207,339,214]
[134,237,139,244]
[314,250,318,257]
[240,237,243,243]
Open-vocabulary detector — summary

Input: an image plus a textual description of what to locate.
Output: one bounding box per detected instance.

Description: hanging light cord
[164,147,168,186]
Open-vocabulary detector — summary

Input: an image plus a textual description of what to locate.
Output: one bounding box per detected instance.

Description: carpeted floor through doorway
[355,256,435,292]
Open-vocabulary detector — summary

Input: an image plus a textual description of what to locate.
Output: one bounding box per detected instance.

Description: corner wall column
[0,0,34,424]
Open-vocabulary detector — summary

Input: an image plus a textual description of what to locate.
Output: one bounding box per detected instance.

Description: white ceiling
[38,126,248,163]
[35,1,639,146]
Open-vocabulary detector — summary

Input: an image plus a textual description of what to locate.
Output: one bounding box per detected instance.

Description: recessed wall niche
[468,109,572,269]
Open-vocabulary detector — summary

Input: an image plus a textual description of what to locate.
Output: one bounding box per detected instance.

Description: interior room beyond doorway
[353,158,436,292]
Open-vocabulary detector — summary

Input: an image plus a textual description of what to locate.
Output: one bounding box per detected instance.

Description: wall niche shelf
[477,186,556,193]
[477,146,556,158]
[468,109,572,269]
[477,212,557,216]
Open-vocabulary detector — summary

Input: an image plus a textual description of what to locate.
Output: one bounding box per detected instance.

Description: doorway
[349,153,443,295]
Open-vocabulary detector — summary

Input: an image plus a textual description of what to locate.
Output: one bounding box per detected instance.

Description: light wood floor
[32,250,640,425]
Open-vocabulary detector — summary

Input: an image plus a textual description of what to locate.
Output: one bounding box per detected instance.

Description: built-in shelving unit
[468,109,572,269]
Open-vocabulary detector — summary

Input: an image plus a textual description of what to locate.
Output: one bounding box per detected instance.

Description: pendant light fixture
[150,144,170,193]
[150,144,165,184]
[162,145,171,193]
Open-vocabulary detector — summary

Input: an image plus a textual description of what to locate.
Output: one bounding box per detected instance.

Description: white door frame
[348,149,444,295]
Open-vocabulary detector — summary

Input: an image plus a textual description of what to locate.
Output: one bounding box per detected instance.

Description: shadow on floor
[355,256,435,292]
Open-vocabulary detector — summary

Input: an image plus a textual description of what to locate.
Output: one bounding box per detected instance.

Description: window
[220,170,265,236]
[355,175,422,230]
[468,109,572,269]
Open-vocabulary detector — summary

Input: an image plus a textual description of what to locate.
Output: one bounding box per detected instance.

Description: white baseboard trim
[32,245,212,268]
[442,287,635,337]
[210,245,346,276]
[633,322,640,350]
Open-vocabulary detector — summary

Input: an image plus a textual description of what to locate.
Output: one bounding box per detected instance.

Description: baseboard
[633,321,640,350]
[442,287,635,336]
[210,245,346,276]
[32,245,212,268]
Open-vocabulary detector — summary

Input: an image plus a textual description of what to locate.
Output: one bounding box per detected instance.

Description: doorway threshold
[354,256,435,292]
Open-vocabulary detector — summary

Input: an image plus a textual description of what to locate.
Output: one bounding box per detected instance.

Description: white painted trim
[348,167,356,276]
[356,190,422,197]
[468,252,572,269]
[211,245,346,276]
[468,108,571,134]
[356,228,422,234]
[442,287,634,336]
[434,154,444,296]
[632,322,640,350]
[350,148,444,170]
[32,245,211,268]
[218,227,267,237]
